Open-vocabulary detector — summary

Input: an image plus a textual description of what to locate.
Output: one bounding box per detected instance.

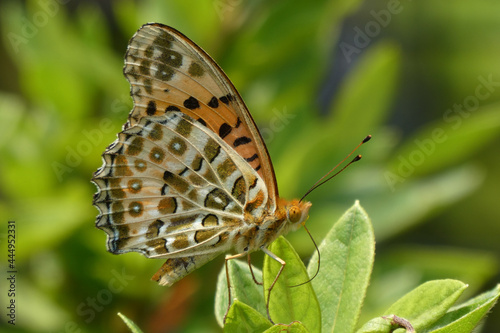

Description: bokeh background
[1,0,500,332]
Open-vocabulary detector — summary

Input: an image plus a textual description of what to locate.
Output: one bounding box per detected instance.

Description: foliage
[216,203,500,333]
[118,203,500,332]
[0,0,499,332]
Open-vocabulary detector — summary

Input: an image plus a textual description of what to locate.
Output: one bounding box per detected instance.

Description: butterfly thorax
[233,199,312,254]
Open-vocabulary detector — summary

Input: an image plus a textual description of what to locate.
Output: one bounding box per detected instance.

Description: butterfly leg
[223,252,247,324]
[247,253,262,285]
[261,247,286,324]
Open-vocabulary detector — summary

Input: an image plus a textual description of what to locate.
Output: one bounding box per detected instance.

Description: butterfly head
[284,199,312,231]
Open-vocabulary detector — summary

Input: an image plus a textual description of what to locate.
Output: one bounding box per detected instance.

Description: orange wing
[123,23,278,210]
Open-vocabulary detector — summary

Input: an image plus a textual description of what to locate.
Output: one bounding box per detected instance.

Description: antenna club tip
[352,154,362,162]
[362,135,372,143]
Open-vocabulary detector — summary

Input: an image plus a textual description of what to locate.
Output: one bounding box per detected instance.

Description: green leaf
[264,237,321,332]
[263,321,311,333]
[117,312,144,333]
[308,201,375,333]
[425,284,500,333]
[384,279,467,331]
[374,245,497,295]
[223,300,272,333]
[370,164,483,241]
[327,41,401,142]
[276,42,401,197]
[215,259,266,327]
[387,102,500,177]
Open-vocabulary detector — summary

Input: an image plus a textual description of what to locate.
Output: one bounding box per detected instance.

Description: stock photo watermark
[213,0,242,20]
[51,118,115,182]
[53,268,135,333]
[259,106,296,143]
[340,0,412,63]
[76,268,135,324]
[385,74,500,191]
[6,0,72,53]
[51,95,130,182]
[5,221,17,326]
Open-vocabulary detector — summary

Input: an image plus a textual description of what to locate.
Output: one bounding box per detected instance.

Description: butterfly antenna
[299,135,371,202]
[289,223,320,288]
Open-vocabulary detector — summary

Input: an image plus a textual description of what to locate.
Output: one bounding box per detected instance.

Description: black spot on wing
[197,118,207,127]
[219,123,232,139]
[233,136,252,147]
[184,96,200,110]
[219,94,234,105]
[245,154,258,162]
[208,96,219,108]
[146,100,157,116]
[166,105,180,112]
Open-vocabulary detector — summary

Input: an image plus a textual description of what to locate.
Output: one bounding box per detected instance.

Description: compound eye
[288,206,301,223]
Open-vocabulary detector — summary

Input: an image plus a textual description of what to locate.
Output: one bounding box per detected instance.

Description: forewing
[123,23,278,209]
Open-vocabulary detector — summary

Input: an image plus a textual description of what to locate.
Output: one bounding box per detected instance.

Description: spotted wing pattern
[93,23,285,286]
[93,110,269,285]
[123,23,278,210]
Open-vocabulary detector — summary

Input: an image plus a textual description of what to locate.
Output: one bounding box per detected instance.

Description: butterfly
[92,23,312,322]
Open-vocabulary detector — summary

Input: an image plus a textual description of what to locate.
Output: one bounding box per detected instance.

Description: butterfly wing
[93,111,269,285]
[93,23,281,286]
[123,23,278,210]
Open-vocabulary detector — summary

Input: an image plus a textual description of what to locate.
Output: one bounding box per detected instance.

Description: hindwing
[93,111,268,285]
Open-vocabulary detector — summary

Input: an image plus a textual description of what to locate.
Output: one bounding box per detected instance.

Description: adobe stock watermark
[340,0,412,63]
[6,0,72,54]
[56,268,135,333]
[51,95,130,182]
[385,74,499,191]
[213,0,242,21]
[259,106,296,144]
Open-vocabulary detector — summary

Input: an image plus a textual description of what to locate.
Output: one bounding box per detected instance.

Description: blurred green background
[1,0,499,332]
